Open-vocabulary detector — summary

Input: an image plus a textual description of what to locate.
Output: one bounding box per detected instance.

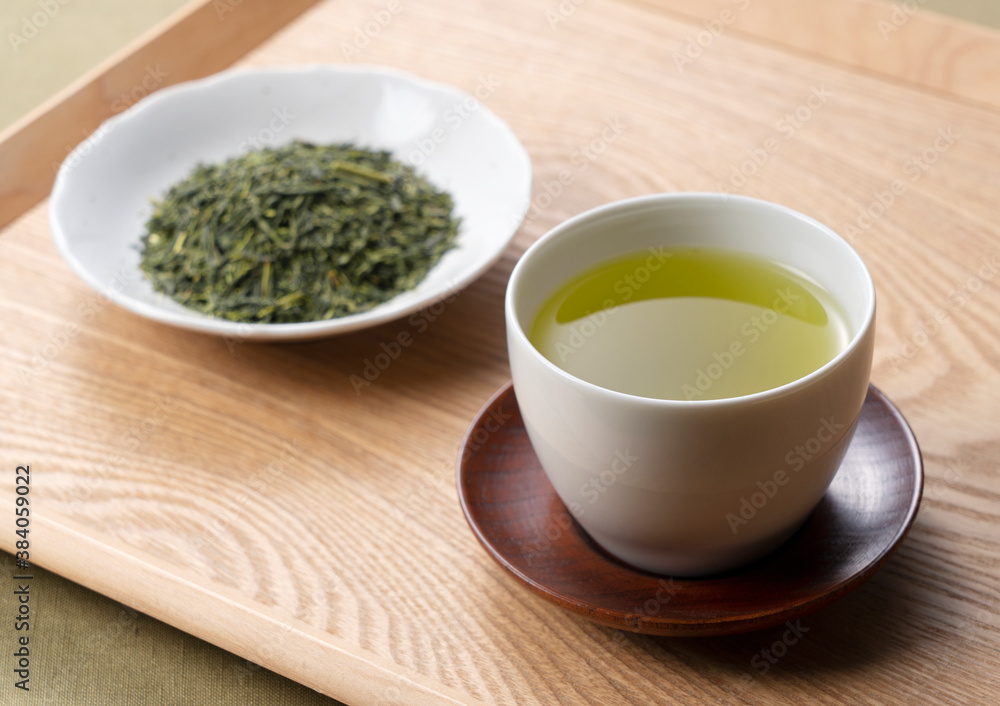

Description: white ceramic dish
[49,65,532,341]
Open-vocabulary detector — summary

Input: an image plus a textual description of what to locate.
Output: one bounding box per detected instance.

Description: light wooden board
[649,0,1000,111]
[2,0,999,703]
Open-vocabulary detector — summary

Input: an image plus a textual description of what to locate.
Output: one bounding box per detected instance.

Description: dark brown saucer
[457,382,923,636]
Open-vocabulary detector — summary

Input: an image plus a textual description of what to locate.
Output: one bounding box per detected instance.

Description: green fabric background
[1,551,345,705]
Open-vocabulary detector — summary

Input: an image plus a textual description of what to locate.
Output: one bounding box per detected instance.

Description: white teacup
[505,193,876,576]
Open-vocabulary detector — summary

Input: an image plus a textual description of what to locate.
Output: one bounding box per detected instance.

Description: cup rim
[505,192,876,408]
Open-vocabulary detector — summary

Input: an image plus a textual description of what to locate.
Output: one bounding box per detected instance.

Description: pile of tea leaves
[139,141,460,324]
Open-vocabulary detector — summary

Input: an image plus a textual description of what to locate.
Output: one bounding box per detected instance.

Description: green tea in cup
[529,247,848,401]
[507,193,876,575]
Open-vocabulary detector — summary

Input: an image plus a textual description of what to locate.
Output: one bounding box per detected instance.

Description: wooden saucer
[457,382,923,637]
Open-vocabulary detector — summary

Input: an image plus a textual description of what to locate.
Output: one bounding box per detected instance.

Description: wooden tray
[2,1,1000,704]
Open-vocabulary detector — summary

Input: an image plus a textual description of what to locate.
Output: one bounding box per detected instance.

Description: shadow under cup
[505,194,876,576]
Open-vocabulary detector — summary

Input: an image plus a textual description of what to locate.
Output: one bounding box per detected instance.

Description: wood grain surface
[2,0,999,703]
[650,0,1000,110]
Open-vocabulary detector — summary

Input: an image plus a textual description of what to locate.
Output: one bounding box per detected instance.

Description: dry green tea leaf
[139,141,460,324]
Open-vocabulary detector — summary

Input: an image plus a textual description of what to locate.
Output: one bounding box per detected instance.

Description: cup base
[587,520,807,577]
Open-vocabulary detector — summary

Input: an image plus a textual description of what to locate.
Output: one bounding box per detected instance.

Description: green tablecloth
[1,551,345,704]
